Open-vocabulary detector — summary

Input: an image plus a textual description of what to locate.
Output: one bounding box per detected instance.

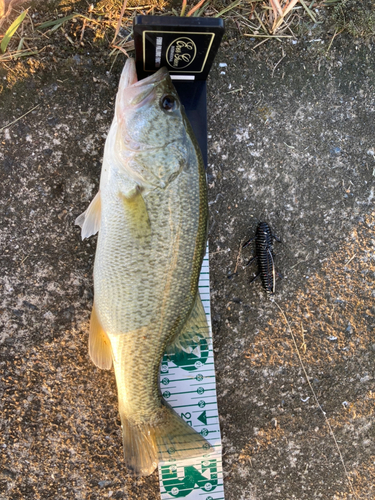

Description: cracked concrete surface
[1,29,374,500]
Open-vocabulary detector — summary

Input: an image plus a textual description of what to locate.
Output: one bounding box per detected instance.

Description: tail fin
[120,404,212,477]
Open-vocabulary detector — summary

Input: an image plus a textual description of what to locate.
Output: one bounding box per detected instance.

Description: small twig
[20,254,29,265]
[233,237,247,275]
[271,48,285,77]
[0,104,40,132]
[80,17,88,43]
[289,259,307,269]
[300,323,307,354]
[226,86,243,94]
[252,37,271,50]
[326,28,344,55]
[26,9,35,33]
[254,9,269,34]
[273,301,359,500]
[244,33,292,38]
[344,253,356,267]
[64,32,75,45]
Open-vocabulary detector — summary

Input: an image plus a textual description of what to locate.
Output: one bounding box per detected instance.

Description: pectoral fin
[166,293,210,355]
[75,191,101,240]
[89,304,113,370]
[121,187,151,239]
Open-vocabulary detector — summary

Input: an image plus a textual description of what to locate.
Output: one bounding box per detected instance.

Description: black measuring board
[133,16,225,168]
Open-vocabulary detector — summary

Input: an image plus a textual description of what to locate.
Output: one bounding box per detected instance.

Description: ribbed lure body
[255,222,276,295]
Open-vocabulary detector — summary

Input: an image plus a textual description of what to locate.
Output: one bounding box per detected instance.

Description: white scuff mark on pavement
[208,193,224,206]
[235,128,249,142]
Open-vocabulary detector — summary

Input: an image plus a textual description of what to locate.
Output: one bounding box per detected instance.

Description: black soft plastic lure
[243,222,281,295]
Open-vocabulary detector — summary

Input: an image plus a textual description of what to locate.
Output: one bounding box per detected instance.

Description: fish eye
[160,94,176,112]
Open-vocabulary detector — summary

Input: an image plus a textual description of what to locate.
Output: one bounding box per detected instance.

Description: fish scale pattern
[94,112,207,425]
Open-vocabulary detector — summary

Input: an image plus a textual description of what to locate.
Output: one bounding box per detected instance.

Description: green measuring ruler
[158,245,224,500]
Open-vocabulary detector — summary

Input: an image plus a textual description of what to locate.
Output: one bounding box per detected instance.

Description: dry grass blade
[0,103,39,132]
[112,44,130,56]
[272,0,300,33]
[254,8,269,35]
[325,27,344,54]
[270,0,283,18]
[0,47,39,60]
[271,48,285,76]
[111,38,134,56]
[186,0,207,17]
[111,0,128,45]
[299,0,317,23]
[180,0,187,16]
[214,0,244,18]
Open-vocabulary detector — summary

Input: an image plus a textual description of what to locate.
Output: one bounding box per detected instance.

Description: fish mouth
[118,59,169,109]
[132,66,169,88]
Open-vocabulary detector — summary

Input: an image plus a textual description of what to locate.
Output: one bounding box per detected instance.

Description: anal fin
[89,304,113,370]
[166,292,210,356]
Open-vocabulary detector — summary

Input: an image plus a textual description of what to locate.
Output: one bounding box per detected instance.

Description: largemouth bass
[76,58,210,476]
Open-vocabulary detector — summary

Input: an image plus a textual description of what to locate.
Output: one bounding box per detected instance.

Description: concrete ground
[1,9,374,500]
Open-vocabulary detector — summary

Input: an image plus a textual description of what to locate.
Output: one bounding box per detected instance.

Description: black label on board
[143,31,215,74]
[134,16,225,81]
